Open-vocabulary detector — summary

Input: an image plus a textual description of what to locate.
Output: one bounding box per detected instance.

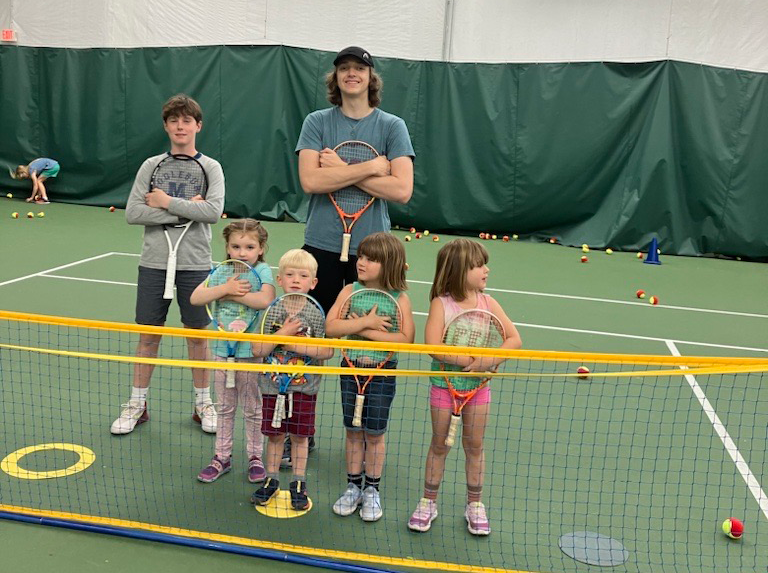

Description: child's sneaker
[110,400,148,435]
[193,402,217,433]
[332,483,363,516]
[248,456,266,483]
[289,480,309,510]
[197,455,231,483]
[408,498,438,532]
[360,486,383,522]
[251,477,279,506]
[465,501,491,535]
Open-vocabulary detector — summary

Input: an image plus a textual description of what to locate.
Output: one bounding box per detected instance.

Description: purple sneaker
[248,456,266,483]
[465,502,491,535]
[197,455,231,483]
[408,498,438,532]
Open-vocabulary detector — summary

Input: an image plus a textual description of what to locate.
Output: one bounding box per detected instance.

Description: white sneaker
[193,403,217,433]
[110,399,148,435]
[360,486,383,522]
[332,483,363,516]
[465,501,491,535]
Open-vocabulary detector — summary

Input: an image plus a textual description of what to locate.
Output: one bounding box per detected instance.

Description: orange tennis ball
[649,296,659,305]
[636,252,643,259]
[502,235,509,242]
[11,212,19,218]
[483,232,490,240]
[549,237,557,244]
[221,213,228,219]
[580,256,588,263]
[478,232,485,239]
[409,227,416,233]
[109,206,116,212]
[432,235,440,242]
[722,517,743,539]
[636,290,645,299]
[415,233,422,239]
[404,235,412,242]
[577,366,590,379]
[26,212,34,218]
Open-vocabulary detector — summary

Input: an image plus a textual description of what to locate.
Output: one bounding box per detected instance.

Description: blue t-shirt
[28,158,58,175]
[295,107,415,256]
[211,261,274,358]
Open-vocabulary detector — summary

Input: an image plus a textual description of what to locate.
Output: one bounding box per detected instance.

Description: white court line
[667,340,768,521]
[0,252,120,288]
[407,279,768,320]
[45,275,136,287]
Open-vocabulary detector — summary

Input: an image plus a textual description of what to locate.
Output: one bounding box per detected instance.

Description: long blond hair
[429,239,489,302]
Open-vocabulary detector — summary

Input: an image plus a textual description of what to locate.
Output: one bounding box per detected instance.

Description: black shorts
[339,361,396,435]
[135,266,210,327]
[302,244,357,315]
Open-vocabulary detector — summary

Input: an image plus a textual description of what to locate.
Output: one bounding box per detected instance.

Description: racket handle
[445,414,461,447]
[287,392,293,420]
[352,393,365,427]
[163,253,177,300]
[225,357,236,388]
[272,394,286,428]
[340,233,352,262]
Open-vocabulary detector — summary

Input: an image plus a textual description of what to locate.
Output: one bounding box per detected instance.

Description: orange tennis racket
[338,287,402,427]
[329,141,379,262]
[440,309,506,446]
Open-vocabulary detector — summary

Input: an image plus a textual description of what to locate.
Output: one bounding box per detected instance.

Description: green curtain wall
[1,45,766,258]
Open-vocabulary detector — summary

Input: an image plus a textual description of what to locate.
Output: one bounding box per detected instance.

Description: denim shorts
[339,361,396,435]
[135,266,210,327]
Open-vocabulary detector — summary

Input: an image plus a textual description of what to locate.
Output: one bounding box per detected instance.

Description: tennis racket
[440,309,506,447]
[150,154,208,300]
[329,141,379,262]
[339,288,402,427]
[261,294,326,428]
[204,259,262,388]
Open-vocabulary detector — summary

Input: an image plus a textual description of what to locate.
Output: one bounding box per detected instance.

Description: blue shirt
[295,107,415,255]
[28,158,58,175]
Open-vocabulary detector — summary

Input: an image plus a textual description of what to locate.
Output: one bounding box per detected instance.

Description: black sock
[364,475,381,491]
[348,473,363,489]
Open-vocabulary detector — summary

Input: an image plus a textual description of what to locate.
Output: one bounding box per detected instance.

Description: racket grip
[271,394,285,428]
[340,233,352,262]
[163,254,177,300]
[445,414,461,447]
[225,358,236,388]
[352,393,365,427]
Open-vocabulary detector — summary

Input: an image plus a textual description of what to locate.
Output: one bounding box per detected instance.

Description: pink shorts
[430,384,491,409]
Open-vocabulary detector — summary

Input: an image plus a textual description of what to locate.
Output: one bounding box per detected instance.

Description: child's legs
[265,434,284,474]
[290,435,309,478]
[363,432,386,478]
[240,369,264,459]
[357,371,396,478]
[36,176,48,199]
[345,429,365,475]
[213,369,238,459]
[425,405,454,489]
[461,402,490,490]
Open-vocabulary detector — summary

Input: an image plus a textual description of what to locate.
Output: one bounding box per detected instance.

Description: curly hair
[326,66,382,108]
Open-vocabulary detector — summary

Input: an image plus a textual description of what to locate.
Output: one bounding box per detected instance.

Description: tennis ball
[502,235,509,242]
[580,256,588,263]
[221,213,228,219]
[432,235,440,242]
[37,212,45,218]
[577,366,590,379]
[478,232,485,239]
[606,248,614,255]
[11,212,19,218]
[722,518,743,539]
[637,252,643,259]
[26,212,34,218]
[423,230,429,236]
[491,234,497,240]
[404,235,412,242]
[6,193,12,198]
[512,234,519,240]
[415,233,422,239]
[636,289,645,299]
[409,227,416,233]
[649,296,659,305]
[582,244,589,253]
[109,206,116,212]
[549,237,557,244]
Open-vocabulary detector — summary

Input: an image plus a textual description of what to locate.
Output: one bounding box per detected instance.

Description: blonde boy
[251,249,333,510]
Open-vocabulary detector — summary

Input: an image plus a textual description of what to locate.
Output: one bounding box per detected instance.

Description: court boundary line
[667,340,768,521]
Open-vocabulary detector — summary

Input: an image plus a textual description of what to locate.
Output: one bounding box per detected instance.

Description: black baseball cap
[333,46,374,68]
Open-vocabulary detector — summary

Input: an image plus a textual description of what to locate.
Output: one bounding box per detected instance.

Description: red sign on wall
[1,29,17,42]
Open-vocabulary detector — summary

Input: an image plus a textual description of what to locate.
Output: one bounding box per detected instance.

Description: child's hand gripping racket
[204,259,262,388]
[149,154,209,300]
[339,288,402,427]
[261,294,326,428]
[440,309,506,447]
[328,141,379,262]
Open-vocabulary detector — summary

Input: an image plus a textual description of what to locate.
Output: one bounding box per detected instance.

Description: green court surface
[1,201,766,572]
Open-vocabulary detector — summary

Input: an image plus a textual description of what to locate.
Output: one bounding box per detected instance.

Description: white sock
[195,387,211,406]
[130,387,148,404]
